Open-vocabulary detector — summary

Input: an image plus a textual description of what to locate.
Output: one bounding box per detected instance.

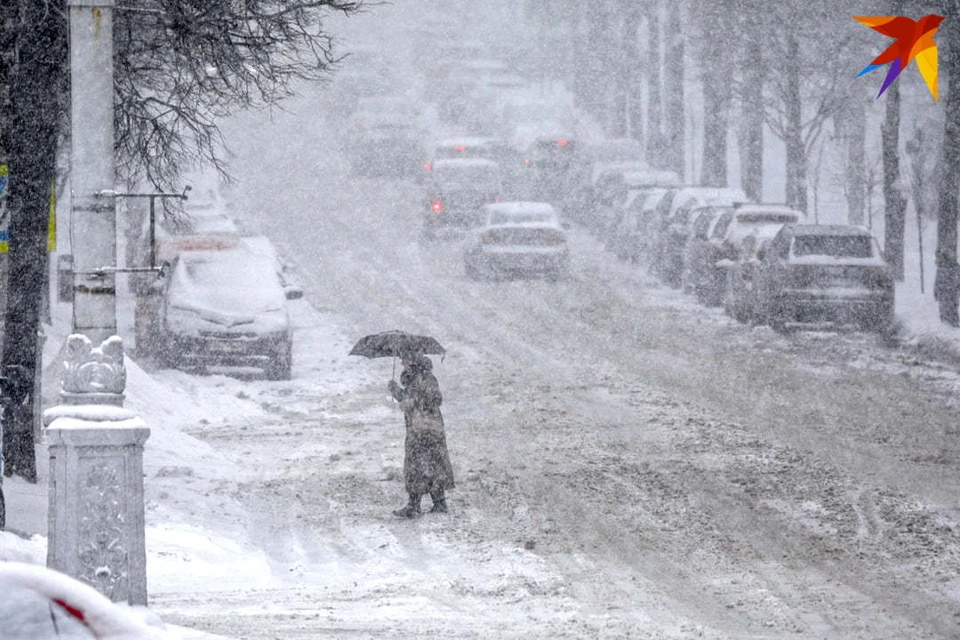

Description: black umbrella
[349,330,445,359]
[349,330,445,384]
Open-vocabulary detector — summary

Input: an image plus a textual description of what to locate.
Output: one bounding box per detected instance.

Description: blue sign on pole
[0,164,7,198]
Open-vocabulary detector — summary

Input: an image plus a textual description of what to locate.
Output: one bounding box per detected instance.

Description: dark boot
[429,489,448,514]
[393,493,421,518]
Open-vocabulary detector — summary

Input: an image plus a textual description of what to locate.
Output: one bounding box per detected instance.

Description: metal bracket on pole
[96,187,190,270]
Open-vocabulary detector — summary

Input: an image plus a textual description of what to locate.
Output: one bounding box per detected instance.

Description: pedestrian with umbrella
[349,331,455,518]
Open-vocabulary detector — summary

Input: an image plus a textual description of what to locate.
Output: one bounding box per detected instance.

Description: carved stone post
[44,335,149,605]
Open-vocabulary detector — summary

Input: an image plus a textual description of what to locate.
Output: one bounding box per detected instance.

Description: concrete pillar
[44,405,149,605]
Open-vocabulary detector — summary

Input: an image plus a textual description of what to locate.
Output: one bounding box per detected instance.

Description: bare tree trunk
[936,5,960,326]
[664,0,685,179]
[646,2,663,164]
[882,80,907,281]
[0,1,67,483]
[700,47,730,187]
[618,6,642,140]
[784,31,806,213]
[836,94,867,225]
[738,37,764,202]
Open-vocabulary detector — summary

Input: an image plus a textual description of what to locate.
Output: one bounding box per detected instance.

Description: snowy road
[148,95,960,638]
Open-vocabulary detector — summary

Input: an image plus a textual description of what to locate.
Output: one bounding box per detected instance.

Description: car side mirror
[285,286,303,300]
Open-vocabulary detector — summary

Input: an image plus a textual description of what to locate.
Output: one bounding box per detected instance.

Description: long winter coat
[390,359,455,495]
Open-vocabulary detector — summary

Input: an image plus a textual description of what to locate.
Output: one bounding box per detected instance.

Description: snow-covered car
[695,203,805,307]
[157,249,295,379]
[423,157,502,237]
[0,562,169,639]
[756,224,894,333]
[651,186,749,288]
[463,202,570,280]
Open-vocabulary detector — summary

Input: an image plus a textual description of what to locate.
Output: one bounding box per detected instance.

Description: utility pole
[70,0,117,344]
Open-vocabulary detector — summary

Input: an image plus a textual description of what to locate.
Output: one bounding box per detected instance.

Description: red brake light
[557,139,569,147]
[453,145,467,152]
[524,157,531,165]
[432,200,443,213]
[423,162,431,171]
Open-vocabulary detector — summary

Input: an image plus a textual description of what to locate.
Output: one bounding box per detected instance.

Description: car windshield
[490,211,554,225]
[792,235,874,258]
[171,254,285,312]
[434,164,500,191]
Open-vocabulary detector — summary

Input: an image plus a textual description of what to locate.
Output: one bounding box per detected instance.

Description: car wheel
[266,338,293,381]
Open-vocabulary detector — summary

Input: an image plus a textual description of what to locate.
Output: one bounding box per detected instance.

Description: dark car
[524,136,589,213]
[424,137,524,197]
[423,158,502,238]
[691,203,804,306]
[756,224,894,333]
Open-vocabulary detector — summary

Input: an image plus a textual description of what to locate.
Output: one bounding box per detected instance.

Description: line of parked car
[585,170,896,334]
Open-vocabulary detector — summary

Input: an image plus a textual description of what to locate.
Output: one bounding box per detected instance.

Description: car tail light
[423,161,431,171]
[546,231,566,245]
[524,157,531,165]
[557,139,569,147]
[453,145,467,152]
[432,200,443,213]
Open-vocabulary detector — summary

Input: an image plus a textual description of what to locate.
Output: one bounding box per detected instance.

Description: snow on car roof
[734,203,804,217]
[787,224,870,237]
[432,157,500,170]
[436,136,499,148]
[485,201,556,216]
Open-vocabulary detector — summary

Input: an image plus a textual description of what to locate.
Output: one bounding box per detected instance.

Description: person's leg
[393,493,421,518]
[429,487,447,513]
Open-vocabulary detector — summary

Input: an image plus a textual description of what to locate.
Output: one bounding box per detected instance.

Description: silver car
[463,202,570,280]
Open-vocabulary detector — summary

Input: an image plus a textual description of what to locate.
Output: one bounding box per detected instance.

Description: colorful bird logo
[854,14,944,102]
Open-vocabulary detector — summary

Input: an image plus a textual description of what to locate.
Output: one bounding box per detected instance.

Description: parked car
[423,157,502,238]
[590,170,679,238]
[755,224,895,333]
[156,249,296,379]
[463,202,570,280]
[652,187,748,288]
[688,203,803,307]
[0,561,171,639]
[606,187,671,263]
[680,206,726,295]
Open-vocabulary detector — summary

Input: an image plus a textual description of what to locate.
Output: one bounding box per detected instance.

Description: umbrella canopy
[349,330,445,359]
